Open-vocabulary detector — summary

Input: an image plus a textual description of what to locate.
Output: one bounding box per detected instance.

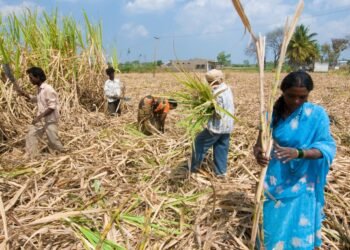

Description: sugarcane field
[1,1,350,250]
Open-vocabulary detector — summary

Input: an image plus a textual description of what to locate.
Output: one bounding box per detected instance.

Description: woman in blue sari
[254,71,336,250]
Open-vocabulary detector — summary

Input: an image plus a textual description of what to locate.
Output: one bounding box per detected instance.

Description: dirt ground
[0,72,349,249]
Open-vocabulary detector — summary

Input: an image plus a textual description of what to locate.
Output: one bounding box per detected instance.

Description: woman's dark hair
[106,67,115,75]
[168,98,178,109]
[26,67,46,82]
[272,71,314,126]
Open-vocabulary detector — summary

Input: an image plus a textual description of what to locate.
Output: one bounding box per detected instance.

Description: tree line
[217,24,350,70]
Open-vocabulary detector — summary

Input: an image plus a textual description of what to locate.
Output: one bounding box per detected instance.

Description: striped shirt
[207,82,235,134]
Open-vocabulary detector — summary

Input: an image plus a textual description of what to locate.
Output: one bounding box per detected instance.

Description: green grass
[0,168,34,178]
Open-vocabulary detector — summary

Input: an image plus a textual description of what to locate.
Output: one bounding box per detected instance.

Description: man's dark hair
[106,67,115,75]
[168,98,178,109]
[26,67,46,82]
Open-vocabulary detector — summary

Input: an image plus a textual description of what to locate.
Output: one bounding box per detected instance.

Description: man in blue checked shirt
[190,69,235,177]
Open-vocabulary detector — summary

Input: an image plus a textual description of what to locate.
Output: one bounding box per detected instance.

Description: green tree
[287,24,320,69]
[217,51,231,66]
[156,60,163,66]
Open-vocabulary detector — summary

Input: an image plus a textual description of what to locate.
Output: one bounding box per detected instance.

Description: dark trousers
[107,100,121,115]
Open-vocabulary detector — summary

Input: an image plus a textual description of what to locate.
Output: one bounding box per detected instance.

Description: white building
[313,62,329,72]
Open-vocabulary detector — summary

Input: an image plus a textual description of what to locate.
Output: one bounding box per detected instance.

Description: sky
[0,0,350,64]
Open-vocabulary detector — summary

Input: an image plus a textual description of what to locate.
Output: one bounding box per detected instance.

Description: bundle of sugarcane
[231,0,304,248]
[174,71,235,140]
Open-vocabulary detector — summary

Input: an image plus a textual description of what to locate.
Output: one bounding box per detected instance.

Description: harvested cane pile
[0,71,349,249]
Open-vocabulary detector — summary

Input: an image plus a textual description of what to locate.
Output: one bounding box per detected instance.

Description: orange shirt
[154,97,170,114]
[140,96,170,114]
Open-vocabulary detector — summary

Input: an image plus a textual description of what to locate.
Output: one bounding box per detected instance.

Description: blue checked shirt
[207,82,235,134]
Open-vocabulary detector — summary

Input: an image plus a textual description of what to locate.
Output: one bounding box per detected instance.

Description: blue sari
[263,102,336,250]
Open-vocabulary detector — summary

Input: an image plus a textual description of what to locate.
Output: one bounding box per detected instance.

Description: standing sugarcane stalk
[231,0,304,248]
[250,35,269,246]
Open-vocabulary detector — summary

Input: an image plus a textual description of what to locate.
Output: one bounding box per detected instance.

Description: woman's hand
[253,144,270,167]
[274,143,298,163]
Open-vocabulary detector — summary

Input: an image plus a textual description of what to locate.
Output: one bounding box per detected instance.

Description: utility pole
[153,36,160,77]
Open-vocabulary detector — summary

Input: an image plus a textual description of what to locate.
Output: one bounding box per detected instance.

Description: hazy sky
[1,0,350,63]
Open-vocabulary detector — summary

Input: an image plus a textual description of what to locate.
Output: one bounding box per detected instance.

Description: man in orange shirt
[137,95,177,135]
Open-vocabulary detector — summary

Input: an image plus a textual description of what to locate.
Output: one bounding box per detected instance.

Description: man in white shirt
[104,67,124,115]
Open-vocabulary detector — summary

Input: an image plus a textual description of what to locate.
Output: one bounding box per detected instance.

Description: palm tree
[287,24,320,69]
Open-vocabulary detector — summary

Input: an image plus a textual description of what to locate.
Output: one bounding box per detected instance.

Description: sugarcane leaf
[69,221,126,250]
[231,0,256,41]
[0,38,10,64]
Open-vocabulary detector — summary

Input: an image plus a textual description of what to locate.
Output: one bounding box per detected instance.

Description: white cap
[205,69,224,84]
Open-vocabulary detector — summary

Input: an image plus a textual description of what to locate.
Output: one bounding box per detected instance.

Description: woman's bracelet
[297,148,304,158]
